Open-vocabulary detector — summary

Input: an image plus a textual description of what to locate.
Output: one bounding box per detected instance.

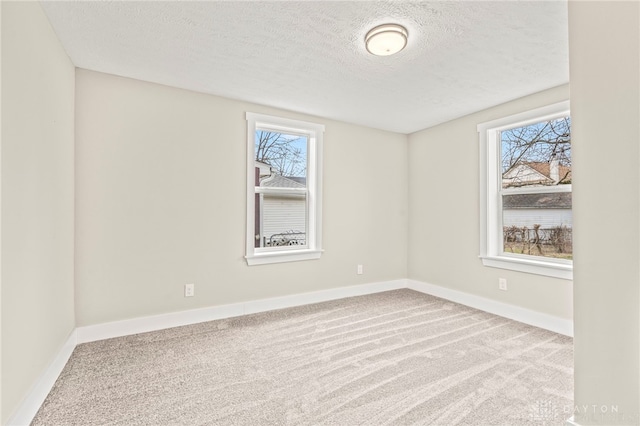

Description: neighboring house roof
[260,173,306,188]
[503,192,572,209]
[526,162,571,183]
[255,161,306,187]
[286,176,307,185]
[503,161,571,188]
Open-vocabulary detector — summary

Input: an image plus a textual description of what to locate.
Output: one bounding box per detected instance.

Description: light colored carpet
[32,289,573,425]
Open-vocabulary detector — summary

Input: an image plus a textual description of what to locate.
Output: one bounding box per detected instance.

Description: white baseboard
[77,279,406,344]
[407,279,573,337]
[6,330,77,426]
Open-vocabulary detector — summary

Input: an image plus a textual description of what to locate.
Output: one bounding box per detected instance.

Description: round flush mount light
[365,23,408,56]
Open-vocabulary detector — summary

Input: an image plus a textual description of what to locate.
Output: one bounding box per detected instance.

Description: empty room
[2,1,639,425]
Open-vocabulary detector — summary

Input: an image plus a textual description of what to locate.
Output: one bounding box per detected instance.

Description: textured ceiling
[40,1,569,134]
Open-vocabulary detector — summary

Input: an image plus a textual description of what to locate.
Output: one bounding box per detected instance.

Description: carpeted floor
[32,289,573,425]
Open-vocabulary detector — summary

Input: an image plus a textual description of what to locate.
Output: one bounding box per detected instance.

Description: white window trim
[245,112,324,266]
[478,100,572,280]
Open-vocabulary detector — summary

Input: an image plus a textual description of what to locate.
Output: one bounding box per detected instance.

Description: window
[478,101,572,280]
[245,113,324,265]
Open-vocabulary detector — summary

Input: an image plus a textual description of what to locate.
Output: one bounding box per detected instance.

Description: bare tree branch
[501,117,571,187]
[255,131,307,177]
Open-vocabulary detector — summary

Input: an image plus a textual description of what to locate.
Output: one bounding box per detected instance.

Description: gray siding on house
[257,171,308,246]
[503,208,572,229]
[503,191,572,229]
[261,194,306,244]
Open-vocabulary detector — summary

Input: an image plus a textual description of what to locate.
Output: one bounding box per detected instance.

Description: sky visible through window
[500,117,571,181]
[255,130,307,179]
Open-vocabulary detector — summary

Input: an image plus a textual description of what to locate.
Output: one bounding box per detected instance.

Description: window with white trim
[478,101,572,280]
[245,113,324,266]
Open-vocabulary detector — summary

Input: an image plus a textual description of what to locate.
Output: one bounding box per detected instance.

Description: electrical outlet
[498,278,508,291]
[184,283,195,297]
[357,264,364,275]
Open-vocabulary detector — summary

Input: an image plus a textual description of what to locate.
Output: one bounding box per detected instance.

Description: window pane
[253,130,308,249]
[255,130,307,189]
[502,193,572,260]
[500,116,572,260]
[255,193,307,248]
[501,117,571,188]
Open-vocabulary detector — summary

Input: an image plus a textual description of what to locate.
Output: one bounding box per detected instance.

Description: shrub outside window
[478,101,572,280]
[245,113,324,266]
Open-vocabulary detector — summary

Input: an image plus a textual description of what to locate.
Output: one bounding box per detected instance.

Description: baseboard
[6,330,77,426]
[76,279,406,344]
[407,279,573,337]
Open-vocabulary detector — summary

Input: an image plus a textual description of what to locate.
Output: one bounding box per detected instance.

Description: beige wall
[74,69,408,326]
[407,85,573,320]
[569,2,640,424]
[1,2,76,423]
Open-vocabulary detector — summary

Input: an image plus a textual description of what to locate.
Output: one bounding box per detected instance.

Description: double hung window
[245,113,324,265]
[478,101,572,279]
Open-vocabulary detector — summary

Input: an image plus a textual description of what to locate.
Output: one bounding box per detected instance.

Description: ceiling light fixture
[365,23,408,56]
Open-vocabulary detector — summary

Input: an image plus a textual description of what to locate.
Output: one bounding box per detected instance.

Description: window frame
[245,112,324,266]
[478,101,572,280]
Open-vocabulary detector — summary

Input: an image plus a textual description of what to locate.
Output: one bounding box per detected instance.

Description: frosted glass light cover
[365,24,408,56]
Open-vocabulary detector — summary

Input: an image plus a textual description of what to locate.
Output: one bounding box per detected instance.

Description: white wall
[74,69,408,326]
[1,2,75,423]
[569,2,640,424]
[407,85,572,320]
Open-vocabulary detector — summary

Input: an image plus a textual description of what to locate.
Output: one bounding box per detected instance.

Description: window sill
[245,249,323,266]
[480,255,573,280]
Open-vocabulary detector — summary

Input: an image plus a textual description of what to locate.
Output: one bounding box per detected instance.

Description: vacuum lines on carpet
[32,289,573,425]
